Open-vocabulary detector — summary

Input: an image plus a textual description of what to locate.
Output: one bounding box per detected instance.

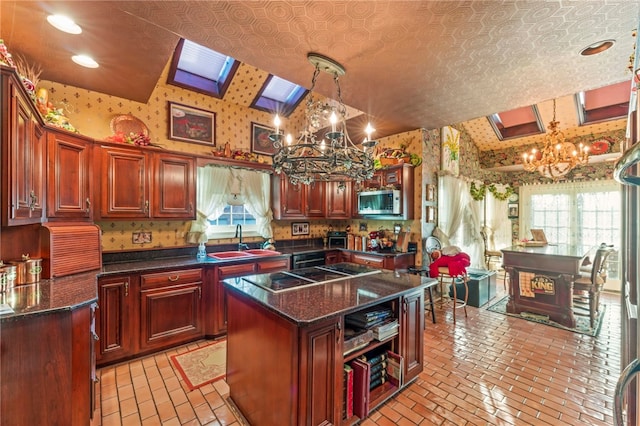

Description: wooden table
[501,244,589,328]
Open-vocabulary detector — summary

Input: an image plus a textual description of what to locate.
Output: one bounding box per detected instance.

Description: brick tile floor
[94,283,621,425]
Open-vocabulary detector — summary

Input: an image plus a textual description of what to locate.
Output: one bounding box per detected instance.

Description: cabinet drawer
[141,268,202,289]
[218,263,256,279]
[350,253,385,268]
[256,258,289,273]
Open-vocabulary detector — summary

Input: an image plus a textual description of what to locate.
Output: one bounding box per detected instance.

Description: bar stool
[408,267,437,324]
[437,268,468,323]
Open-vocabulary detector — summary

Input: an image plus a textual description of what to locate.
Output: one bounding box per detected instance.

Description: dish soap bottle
[197,242,206,260]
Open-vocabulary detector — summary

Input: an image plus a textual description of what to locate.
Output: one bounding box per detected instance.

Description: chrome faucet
[235,224,249,251]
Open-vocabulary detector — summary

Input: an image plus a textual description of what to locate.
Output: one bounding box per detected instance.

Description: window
[206,204,257,239]
[575,80,630,125]
[521,180,621,283]
[250,75,307,116]
[167,39,239,98]
[487,105,544,140]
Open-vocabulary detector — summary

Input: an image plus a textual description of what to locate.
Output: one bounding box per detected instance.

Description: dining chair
[572,245,614,328]
[480,229,508,290]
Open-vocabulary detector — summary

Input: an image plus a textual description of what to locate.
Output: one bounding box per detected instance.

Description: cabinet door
[380,167,402,187]
[5,83,45,225]
[279,177,306,217]
[299,318,342,426]
[326,181,351,219]
[351,252,385,269]
[325,250,340,265]
[98,146,150,218]
[140,283,203,350]
[47,130,92,218]
[153,153,195,218]
[96,275,136,365]
[401,290,424,383]
[305,181,326,217]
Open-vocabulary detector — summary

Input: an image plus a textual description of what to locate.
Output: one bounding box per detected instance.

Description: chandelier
[269,53,378,186]
[521,99,589,180]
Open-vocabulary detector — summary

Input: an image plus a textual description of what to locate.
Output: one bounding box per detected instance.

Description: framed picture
[132,231,152,244]
[251,122,277,155]
[426,206,436,223]
[441,125,460,176]
[168,102,215,145]
[291,222,310,236]
[426,184,435,201]
[530,228,547,243]
[508,203,519,219]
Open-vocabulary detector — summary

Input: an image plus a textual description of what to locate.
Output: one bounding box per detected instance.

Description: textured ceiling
[1,1,638,151]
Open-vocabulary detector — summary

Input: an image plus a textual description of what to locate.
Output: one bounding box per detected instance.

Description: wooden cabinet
[1,66,46,226]
[299,318,343,425]
[140,268,203,351]
[96,274,137,365]
[47,129,93,219]
[95,144,195,220]
[325,250,340,265]
[272,174,325,219]
[1,303,95,425]
[346,251,415,271]
[207,257,289,336]
[152,152,196,218]
[400,290,424,383]
[326,181,351,218]
[353,163,415,220]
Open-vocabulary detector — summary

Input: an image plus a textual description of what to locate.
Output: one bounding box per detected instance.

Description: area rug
[486,296,605,337]
[171,340,226,391]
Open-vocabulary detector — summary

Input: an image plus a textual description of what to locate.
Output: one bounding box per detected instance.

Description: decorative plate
[110,114,149,136]
[590,139,610,155]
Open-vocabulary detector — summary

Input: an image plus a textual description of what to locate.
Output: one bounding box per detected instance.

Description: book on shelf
[358,348,388,366]
[372,318,398,334]
[350,358,370,419]
[373,324,399,341]
[369,375,387,391]
[369,360,387,376]
[345,308,393,329]
[386,350,404,387]
[343,365,353,419]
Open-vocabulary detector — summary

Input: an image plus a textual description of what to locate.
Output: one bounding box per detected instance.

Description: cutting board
[395,232,410,253]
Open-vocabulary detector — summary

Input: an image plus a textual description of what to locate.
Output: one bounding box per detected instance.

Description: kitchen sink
[207,249,281,260]
[244,249,281,256]
[207,251,254,259]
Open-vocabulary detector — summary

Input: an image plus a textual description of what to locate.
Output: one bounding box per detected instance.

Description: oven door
[291,252,325,269]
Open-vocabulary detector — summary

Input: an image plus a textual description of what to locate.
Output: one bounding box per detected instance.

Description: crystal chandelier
[270,53,378,186]
[521,99,589,180]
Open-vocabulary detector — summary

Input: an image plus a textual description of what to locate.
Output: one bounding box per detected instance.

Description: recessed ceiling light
[47,14,82,34]
[72,55,99,68]
[580,39,615,56]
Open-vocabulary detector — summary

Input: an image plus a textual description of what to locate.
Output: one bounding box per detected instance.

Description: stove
[242,263,382,293]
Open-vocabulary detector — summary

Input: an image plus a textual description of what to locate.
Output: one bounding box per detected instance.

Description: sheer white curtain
[485,187,511,251]
[434,175,466,246]
[187,166,232,243]
[232,169,273,238]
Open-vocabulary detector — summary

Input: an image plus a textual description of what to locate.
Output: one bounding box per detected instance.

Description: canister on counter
[10,256,42,285]
[0,264,17,291]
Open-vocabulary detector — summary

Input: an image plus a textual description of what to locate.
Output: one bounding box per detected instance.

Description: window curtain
[187,166,232,243]
[434,174,466,247]
[484,187,511,251]
[232,169,273,238]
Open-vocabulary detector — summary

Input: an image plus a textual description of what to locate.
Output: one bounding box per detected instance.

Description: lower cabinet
[96,274,136,365]
[0,303,95,425]
[139,268,203,351]
[347,251,415,271]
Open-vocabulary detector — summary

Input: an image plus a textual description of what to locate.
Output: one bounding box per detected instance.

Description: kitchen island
[502,244,590,328]
[223,264,435,426]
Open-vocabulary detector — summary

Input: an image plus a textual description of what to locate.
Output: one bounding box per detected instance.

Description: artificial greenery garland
[470,182,514,201]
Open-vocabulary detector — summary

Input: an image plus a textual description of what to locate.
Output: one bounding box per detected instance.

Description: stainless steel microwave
[357,189,401,215]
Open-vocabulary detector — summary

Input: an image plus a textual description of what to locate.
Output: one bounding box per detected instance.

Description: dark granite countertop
[223,270,436,325]
[0,270,98,321]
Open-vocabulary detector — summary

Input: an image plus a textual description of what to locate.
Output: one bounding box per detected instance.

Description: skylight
[167,39,238,98]
[487,105,544,140]
[251,75,307,117]
[575,80,630,125]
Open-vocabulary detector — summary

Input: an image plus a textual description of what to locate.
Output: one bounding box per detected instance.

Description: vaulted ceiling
[1,1,638,152]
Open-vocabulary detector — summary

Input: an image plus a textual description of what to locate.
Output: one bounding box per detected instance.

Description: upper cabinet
[326,181,351,219]
[1,66,46,226]
[354,163,415,220]
[271,174,326,219]
[46,129,93,219]
[95,143,196,220]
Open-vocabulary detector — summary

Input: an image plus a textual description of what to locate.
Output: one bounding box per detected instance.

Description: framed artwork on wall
[291,222,310,236]
[508,203,519,218]
[251,122,277,156]
[426,206,436,223]
[441,126,460,176]
[426,184,436,201]
[168,102,215,145]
